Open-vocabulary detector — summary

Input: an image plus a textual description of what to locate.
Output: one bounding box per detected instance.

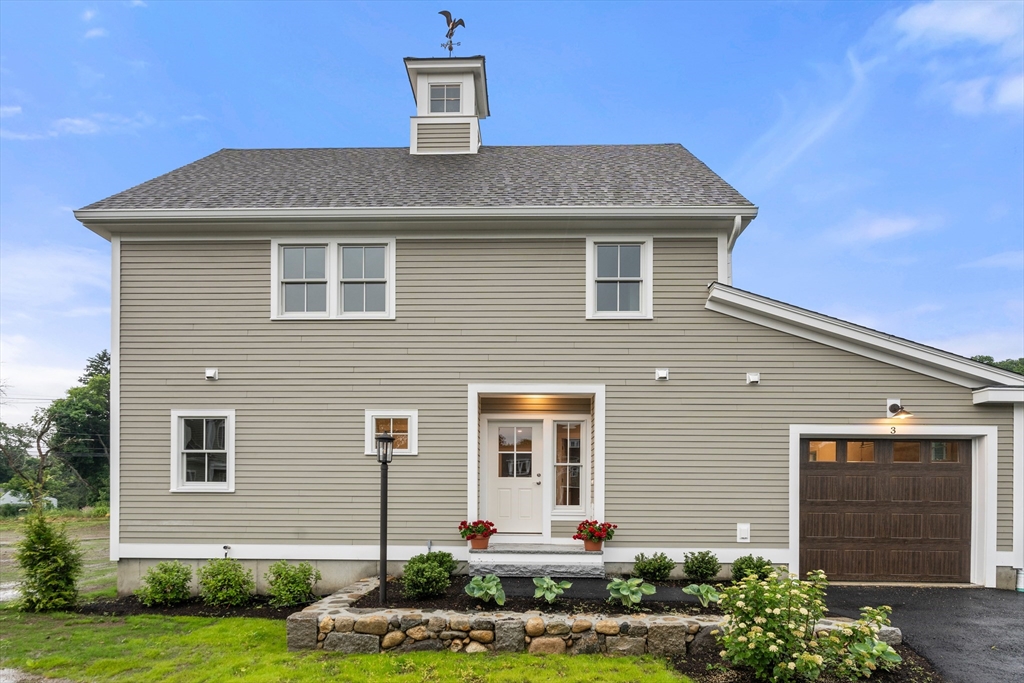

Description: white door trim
[789,424,999,587]
[467,384,606,544]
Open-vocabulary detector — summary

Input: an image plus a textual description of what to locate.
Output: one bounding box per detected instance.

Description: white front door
[486,421,543,534]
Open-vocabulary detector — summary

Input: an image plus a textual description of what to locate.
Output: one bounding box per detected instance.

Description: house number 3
[890,427,897,434]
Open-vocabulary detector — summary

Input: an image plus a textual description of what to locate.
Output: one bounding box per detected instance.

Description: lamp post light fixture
[375,431,395,605]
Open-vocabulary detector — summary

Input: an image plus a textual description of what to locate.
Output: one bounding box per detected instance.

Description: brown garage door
[800,438,971,582]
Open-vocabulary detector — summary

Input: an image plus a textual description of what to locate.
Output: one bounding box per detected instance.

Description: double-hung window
[586,236,653,319]
[429,84,461,113]
[170,409,235,492]
[271,238,395,319]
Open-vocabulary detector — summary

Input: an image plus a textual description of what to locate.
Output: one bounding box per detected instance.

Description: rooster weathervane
[439,10,465,56]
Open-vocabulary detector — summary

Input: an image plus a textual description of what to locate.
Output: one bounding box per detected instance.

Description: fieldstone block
[470,630,495,644]
[688,624,721,659]
[450,616,471,631]
[626,622,647,637]
[465,642,489,654]
[595,619,620,635]
[571,619,592,633]
[389,616,401,630]
[879,626,902,646]
[494,619,525,653]
[440,631,464,640]
[406,625,429,641]
[395,637,445,653]
[647,623,688,657]
[529,636,567,655]
[470,617,495,630]
[450,639,464,652]
[286,613,318,651]
[569,631,601,654]
[605,635,646,656]
[401,615,425,630]
[382,631,406,650]
[545,620,570,636]
[354,615,389,636]
[333,617,354,633]
[525,617,546,636]
[427,617,447,632]
[318,615,334,634]
[323,632,379,654]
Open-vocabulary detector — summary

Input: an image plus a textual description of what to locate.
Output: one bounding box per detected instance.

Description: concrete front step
[469,543,605,578]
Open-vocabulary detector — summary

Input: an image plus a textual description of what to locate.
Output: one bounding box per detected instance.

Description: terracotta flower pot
[583,539,603,552]
[469,536,490,549]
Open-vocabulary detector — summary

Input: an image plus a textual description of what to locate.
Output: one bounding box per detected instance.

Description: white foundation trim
[467,383,606,529]
[110,237,121,562]
[603,547,792,565]
[118,543,471,562]
[789,424,1000,587]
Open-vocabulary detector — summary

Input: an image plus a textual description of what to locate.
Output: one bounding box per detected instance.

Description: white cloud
[81,9,96,22]
[0,129,44,141]
[924,329,1024,361]
[52,117,101,135]
[0,335,82,427]
[0,105,22,118]
[180,114,207,123]
[995,73,1024,109]
[0,246,109,310]
[128,0,147,6]
[831,213,928,245]
[959,250,1024,269]
[894,1,1024,51]
[1,112,154,141]
[84,28,108,39]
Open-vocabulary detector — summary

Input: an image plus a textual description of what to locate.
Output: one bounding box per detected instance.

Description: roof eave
[706,282,1024,390]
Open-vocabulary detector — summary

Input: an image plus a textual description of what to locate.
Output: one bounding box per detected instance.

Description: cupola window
[429,84,461,113]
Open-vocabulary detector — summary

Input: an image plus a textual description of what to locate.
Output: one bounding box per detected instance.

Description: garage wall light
[886,398,913,419]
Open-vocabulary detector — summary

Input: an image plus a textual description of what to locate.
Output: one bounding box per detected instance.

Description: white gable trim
[706,283,1024,389]
[973,387,1024,404]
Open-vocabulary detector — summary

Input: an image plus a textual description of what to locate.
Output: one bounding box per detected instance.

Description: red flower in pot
[459,519,497,549]
[573,520,617,551]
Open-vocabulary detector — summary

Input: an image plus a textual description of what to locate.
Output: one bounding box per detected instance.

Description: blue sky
[1,1,1022,424]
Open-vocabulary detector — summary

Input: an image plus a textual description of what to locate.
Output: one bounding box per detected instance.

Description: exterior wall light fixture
[886,399,913,419]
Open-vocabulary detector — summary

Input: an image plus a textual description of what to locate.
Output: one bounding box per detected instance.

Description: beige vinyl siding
[118,238,1015,551]
[415,121,471,153]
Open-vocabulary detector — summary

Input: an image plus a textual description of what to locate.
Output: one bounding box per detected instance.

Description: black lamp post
[375,431,394,605]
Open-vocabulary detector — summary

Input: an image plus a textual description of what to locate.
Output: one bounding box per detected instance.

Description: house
[0,490,57,509]
[74,55,1024,594]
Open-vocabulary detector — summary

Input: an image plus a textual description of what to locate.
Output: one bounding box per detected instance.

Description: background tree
[0,413,60,511]
[971,355,1024,376]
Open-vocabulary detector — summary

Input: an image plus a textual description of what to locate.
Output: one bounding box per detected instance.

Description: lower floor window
[171,409,235,492]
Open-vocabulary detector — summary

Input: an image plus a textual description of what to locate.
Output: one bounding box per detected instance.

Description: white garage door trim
[789,424,998,588]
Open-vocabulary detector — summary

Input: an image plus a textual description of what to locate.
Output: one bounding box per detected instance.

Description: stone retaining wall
[286,578,902,657]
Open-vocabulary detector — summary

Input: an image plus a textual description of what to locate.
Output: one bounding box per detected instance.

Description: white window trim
[585,236,654,320]
[550,419,590,520]
[170,409,236,493]
[364,409,419,456]
[270,237,396,320]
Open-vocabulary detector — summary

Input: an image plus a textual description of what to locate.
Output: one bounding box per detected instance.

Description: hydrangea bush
[714,569,901,681]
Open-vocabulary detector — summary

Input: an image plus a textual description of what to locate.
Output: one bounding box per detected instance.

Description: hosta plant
[682,583,720,608]
[533,576,572,604]
[606,576,655,608]
[465,574,505,605]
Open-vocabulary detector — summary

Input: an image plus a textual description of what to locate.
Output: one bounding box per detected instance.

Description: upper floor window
[271,238,396,320]
[430,84,461,113]
[171,409,235,492]
[585,236,653,319]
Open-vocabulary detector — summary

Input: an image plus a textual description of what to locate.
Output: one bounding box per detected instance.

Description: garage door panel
[801,438,970,582]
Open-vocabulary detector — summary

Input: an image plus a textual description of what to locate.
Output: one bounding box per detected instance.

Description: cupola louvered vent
[414,121,472,154]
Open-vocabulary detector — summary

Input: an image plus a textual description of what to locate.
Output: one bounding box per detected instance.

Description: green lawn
[0,611,688,682]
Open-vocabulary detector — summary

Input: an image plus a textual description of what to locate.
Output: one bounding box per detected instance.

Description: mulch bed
[361,575,723,616]
[75,594,311,620]
[671,643,947,683]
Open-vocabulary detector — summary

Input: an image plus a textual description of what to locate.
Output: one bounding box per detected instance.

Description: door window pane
[809,441,836,462]
[931,442,959,462]
[894,442,922,463]
[847,441,875,462]
[498,427,514,451]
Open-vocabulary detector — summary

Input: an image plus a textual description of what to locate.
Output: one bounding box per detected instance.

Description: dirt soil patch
[361,575,724,616]
[75,594,311,620]
[671,642,947,683]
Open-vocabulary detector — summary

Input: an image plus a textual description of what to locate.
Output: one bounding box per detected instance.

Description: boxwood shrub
[136,560,192,607]
[197,557,254,607]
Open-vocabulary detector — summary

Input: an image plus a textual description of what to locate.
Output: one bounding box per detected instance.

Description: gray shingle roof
[80,144,752,211]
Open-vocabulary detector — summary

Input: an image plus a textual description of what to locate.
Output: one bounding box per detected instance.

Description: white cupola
[404,56,489,155]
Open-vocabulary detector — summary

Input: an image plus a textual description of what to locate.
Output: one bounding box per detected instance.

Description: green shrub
[264,560,322,607]
[683,550,721,583]
[135,560,192,607]
[465,574,505,605]
[632,552,676,581]
[197,557,254,607]
[89,504,110,518]
[403,558,451,599]
[14,513,83,611]
[716,569,901,681]
[533,576,572,604]
[606,576,655,608]
[731,554,774,582]
[0,503,28,518]
[406,550,457,577]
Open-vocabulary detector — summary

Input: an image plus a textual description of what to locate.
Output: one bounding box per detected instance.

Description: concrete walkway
[826,586,1024,683]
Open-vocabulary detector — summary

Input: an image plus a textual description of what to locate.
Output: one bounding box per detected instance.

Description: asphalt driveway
[826,586,1024,683]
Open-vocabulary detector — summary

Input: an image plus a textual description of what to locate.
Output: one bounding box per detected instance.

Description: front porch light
[376,431,395,464]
